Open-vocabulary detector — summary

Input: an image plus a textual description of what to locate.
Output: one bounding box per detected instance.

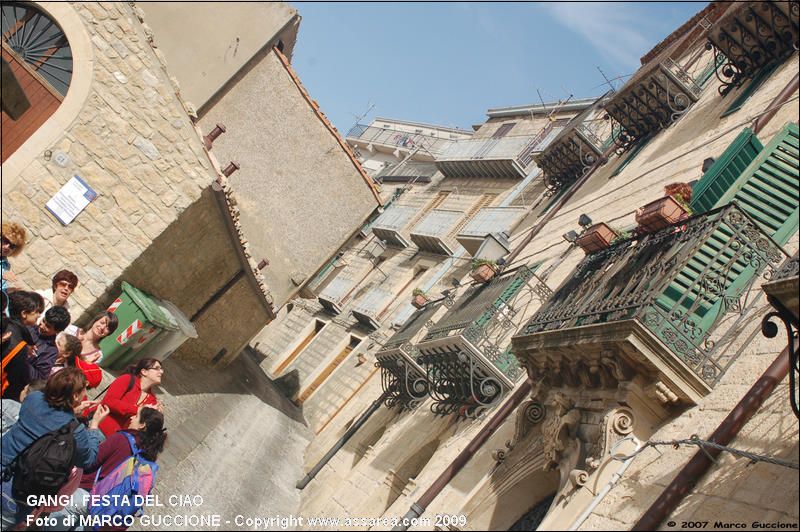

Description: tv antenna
[597,66,616,92]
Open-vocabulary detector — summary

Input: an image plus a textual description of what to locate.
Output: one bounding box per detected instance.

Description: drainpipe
[392,153,610,532]
[753,75,799,135]
[392,380,532,530]
[296,391,389,490]
[632,344,793,531]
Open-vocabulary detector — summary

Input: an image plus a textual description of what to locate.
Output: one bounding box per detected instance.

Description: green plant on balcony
[471,258,498,283]
[610,228,634,245]
[411,288,430,309]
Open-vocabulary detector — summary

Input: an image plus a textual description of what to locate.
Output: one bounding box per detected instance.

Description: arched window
[1,2,72,162]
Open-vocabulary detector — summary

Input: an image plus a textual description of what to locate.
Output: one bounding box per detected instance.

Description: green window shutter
[656,123,799,351]
[611,135,652,178]
[715,122,799,245]
[474,263,541,327]
[720,61,782,118]
[694,53,726,88]
[691,128,764,214]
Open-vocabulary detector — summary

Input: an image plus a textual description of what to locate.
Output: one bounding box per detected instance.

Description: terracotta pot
[635,195,689,233]
[470,263,497,283]
[576,223,616,254]
[411,294,429,309]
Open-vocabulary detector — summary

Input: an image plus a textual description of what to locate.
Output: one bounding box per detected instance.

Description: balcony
[535,96,614,194]
[513,204,790,406]
[318,276,357,314]
[456,207,527,255]
[409,209,464,255]
[435,135,544,179]
[346,124,456,159]
[603,59,703,150]
[706,1,799,94]
[371,205,417,248]
[415,266,551,417]
[762,252,799,323]
[375,301,442,410]
[351,286,395,330]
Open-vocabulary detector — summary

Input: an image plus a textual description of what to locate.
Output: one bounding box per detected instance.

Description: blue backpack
[88,432,158,522]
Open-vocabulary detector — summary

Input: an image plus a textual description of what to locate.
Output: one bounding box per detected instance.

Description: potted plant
[635,182,694,233]
[575,223,617,254]
[411,288,429,309]
[471,258,498,283]
[610,228,633,245]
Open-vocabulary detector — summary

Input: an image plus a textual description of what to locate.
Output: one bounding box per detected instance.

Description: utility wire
[614,434,800,470]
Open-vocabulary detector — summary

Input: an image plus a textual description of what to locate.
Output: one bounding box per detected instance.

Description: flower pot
[411,294,429,309]
[471,263,497,283]
[635,196,689,233]
[576,223,616,254]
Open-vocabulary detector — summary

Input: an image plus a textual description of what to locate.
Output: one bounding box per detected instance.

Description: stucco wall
[198,50,379,309]
[136,1,299,111]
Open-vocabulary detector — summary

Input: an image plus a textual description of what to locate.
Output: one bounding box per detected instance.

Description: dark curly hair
[130,407,166,462]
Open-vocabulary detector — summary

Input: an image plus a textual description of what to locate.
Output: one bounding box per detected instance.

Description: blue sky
[290,2,704,133]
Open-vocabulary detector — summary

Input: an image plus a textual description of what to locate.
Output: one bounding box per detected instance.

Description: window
[273,319,327,375]
[1,2,72,163]
[720,61,781,118]
[297,335,363,404]
[492,122,516,139]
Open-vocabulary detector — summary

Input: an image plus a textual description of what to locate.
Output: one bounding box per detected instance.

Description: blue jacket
[0,391,104,470]
[26,326,58,381]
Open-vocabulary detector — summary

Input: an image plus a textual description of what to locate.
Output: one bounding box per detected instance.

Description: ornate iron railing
[521,203,790,387]
[375,301,442,410]
[706,1,799,95]
[416,266,552,417]
[535,98,614,195]
[604,59,703,152]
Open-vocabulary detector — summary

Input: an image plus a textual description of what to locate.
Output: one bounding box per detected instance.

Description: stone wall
[293,49,799,529]
[3,1,213,319]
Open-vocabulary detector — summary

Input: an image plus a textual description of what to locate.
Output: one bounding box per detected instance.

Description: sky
[289,2,705,133]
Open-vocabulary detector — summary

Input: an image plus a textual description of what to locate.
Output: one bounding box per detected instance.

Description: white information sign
[45,175,98,226]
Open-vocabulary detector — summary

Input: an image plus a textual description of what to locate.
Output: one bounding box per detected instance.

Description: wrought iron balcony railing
[536,95,614,194]
[515,204,790,401]
[706,1,799,95]
[435,135,546,179]
[375,301,442,410]
[415,266,552,418]
[604,59,703,151]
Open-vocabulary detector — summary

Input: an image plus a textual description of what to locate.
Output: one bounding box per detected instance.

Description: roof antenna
[597,66,616,92]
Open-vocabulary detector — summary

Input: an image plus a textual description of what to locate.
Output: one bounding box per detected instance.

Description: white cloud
[544,3,654,69]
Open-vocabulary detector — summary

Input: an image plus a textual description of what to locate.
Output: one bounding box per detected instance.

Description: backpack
[88,432,158,521]
[3,419,80,500]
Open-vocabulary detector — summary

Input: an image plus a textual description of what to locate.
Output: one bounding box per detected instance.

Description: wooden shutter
[657,122,799,342]
[715,122,799,245]
[691,128,764,214]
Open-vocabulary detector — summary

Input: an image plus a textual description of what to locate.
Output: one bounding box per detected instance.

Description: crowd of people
[1,222,169,530]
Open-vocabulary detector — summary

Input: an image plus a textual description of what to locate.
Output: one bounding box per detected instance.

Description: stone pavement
[130,349,311,530]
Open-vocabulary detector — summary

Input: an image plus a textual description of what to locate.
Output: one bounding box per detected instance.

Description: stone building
[287,2,799,530]
[1,1,380,524]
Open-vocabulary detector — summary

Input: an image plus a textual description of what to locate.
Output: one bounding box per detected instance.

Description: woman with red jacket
[98,358,163,438]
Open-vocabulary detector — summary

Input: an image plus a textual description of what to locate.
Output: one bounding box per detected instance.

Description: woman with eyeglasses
[1,222,26,295]
[96,358,164,438]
